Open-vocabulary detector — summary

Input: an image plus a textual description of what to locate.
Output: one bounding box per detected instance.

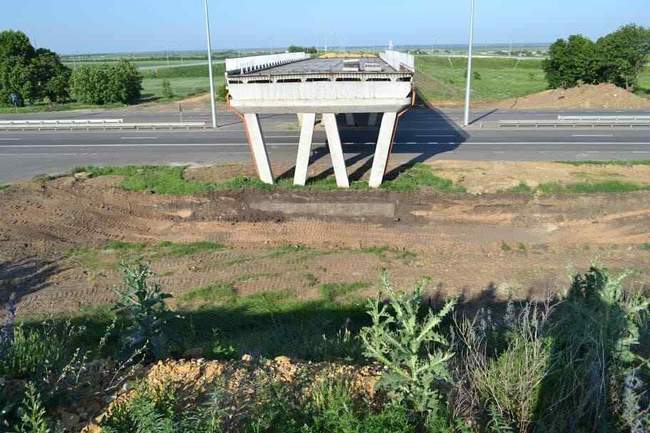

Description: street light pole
[463,0,476,127]
[204,0,217,129]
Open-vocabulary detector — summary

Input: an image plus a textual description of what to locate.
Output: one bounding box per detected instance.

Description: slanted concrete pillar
[368,113,379,127]
[244,113,274,184]
[294,113,316,186]
[322,113,350,188]
[344,113,356,126]
[369,112,398,188]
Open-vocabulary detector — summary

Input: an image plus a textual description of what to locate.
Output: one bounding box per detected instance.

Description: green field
[415,55,650,103]
[140,63,226,101]
[415,55,548,103]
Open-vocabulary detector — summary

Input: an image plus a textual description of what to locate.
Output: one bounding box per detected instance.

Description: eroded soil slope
[1,174,649,316]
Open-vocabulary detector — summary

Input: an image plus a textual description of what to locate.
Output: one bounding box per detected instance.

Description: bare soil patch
[493,83,650,110]
[1,161,649,316]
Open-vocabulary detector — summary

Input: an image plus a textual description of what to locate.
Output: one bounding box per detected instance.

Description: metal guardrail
[0,122,209,131]
[0,119,124,125]
[558,115,650,121]
[499,119,650,128]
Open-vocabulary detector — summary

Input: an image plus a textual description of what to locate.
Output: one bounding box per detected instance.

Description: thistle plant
[113,261,172,361]
[360,274,456,417]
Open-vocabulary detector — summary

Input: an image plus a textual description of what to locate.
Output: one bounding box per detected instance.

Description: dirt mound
[82,357,379,432]
[494,83,650,110]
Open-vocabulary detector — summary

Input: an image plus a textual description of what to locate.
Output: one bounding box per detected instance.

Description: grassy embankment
[72,162,650,196]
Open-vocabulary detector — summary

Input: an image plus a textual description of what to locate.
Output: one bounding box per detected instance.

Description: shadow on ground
[0,258,60,305]
[277,98,469,183]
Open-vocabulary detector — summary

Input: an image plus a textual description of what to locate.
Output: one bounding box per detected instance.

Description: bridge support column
[322,113,350,188]
[344,113,356,127]
[368,113,379,127]
[244,113,274,184]
[294,113,316,186]
[369,112,398,188]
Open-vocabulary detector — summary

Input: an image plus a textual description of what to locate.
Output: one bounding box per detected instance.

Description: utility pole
[204,0,218,128]
[463,0,476,127]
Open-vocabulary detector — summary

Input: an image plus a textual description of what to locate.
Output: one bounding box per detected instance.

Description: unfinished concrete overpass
[225,51,415,188]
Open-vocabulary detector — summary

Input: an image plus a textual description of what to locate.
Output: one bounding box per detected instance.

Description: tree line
[0,30,142,107]
[543,24,650,90]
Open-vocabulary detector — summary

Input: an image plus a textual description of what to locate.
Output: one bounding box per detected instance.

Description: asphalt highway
[1,107,649,183]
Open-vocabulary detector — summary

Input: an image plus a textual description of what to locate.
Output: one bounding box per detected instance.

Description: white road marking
[1,141,650,150]
[0,138,21,141]
[121,136,158,140]
[415,134,456,137]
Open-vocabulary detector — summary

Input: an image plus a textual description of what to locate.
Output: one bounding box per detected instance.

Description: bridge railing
[225,53,309,75]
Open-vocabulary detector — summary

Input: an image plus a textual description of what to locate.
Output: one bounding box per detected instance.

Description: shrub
[70,60,142,105]
[456,301,553,433]
[161,79,174,99]
[217,83,228,102]
[113,262,173,361]
[360,274,456,421]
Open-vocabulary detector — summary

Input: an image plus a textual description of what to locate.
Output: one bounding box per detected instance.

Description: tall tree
[543,35,600,89]
[0,30,70,105]
[597,24,650,90]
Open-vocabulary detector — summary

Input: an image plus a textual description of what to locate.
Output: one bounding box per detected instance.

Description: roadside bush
[161,79,174,99]
[360,274,456,424]
[455,301,553,433]
[70,59,142,105]
[113,261,173,361]
[217,83,228,101]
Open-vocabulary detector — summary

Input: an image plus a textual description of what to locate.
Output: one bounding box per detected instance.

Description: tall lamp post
[204,0,218,128]
[463,0,476,127]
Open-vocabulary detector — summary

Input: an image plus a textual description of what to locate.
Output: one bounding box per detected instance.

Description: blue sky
[2,0,649,54]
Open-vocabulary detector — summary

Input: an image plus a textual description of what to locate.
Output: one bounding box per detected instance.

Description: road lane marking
[120,136,158,140]
[1,141,650,150]
[0,138,21,141]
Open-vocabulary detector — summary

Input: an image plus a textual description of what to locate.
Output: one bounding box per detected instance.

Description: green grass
[76,165,216,195]
[0,100,125,114]
[502,182,535,193]
[319,282,369,302]
[636,66,650,97]
[68,240,225,270]
[155,240,224,257]
[359,245,417,261]
[415,56,548,103]
[559,160,650,167]
[383,163,466,193]
[180,283,237,305]
[537,181,650,194]
[0,184,9,191]
[641,243,650,251]
[74,164,464,195]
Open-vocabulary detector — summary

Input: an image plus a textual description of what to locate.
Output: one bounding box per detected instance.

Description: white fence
[380,50,415,72]
[225,52,309,74]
